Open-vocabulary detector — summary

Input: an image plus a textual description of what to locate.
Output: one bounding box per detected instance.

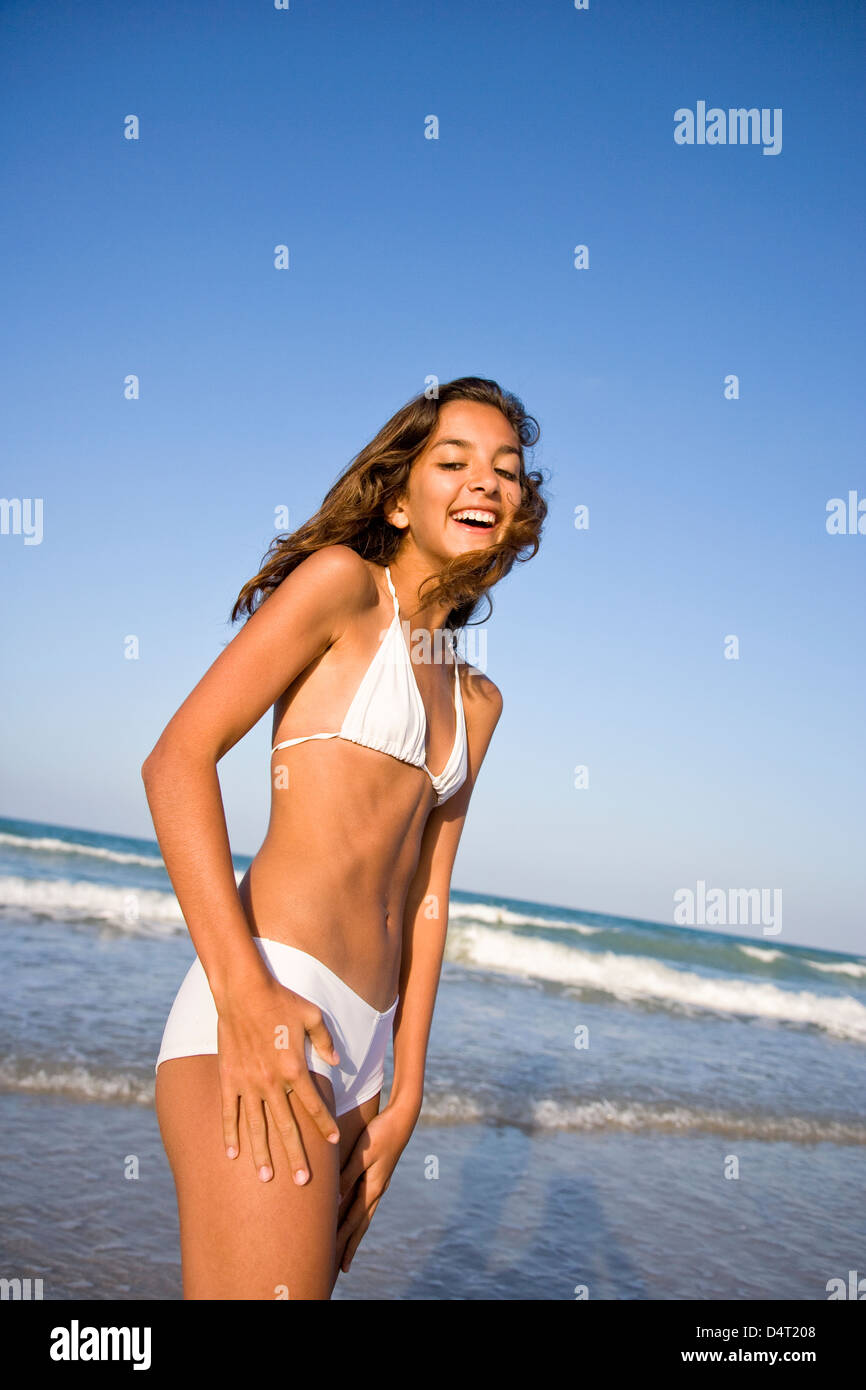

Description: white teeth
[451,510,497,526]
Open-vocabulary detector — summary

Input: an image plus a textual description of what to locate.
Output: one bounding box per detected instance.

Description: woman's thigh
[331,1088,382,1293]
[156,1054,343,1300]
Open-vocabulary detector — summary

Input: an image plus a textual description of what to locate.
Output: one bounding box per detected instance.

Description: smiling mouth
[450,512,498,532]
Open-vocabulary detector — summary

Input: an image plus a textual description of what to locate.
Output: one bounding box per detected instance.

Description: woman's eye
[440,461,517,481]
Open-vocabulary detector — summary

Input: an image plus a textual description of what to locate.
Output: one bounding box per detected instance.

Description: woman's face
[393,400,523,560]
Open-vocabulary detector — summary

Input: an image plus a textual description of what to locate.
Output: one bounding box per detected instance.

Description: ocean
[1,813,864,1301]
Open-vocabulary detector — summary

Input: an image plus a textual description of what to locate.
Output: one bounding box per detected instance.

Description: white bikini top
[271,565,468,806]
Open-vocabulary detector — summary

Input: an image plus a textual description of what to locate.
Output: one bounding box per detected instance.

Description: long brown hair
[231,376,548,632]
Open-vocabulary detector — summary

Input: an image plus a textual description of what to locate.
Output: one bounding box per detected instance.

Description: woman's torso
[236,557,464,1012]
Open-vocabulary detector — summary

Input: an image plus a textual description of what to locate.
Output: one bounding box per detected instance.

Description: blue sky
[2,0,863,952]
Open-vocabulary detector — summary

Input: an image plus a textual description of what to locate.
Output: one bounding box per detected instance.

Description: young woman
[144,376,547,1299]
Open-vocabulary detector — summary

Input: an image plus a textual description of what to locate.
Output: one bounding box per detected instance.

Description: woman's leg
[156,1054,341,1300]
[329,1088,382,1296]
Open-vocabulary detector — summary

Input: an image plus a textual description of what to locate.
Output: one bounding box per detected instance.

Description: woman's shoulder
[294,543,374,585]
[456,652,503,722]
[291,545,380,607]
[257,547,380,650]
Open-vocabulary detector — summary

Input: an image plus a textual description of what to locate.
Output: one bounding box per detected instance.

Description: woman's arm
[142,544,367,996]
[387,671,504,1125]
[142,544,373,1170]
[334,670,503,1272]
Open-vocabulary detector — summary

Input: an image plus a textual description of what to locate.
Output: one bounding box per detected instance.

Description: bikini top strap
[449,629,460,686]
[383,565,400,617]
[385,565,458,666]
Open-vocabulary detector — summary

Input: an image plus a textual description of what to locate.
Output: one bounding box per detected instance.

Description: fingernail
[259,1165,272,1181]
[226,1146,238,1159]
[295,1169,308,1185]
[327,1132,340,1144]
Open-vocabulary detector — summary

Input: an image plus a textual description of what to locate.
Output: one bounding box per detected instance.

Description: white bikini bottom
[155,936,399,1117]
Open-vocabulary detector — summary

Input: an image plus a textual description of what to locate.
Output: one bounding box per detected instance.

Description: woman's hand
[216,973,342,1183]
[336,1102,418,1274]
